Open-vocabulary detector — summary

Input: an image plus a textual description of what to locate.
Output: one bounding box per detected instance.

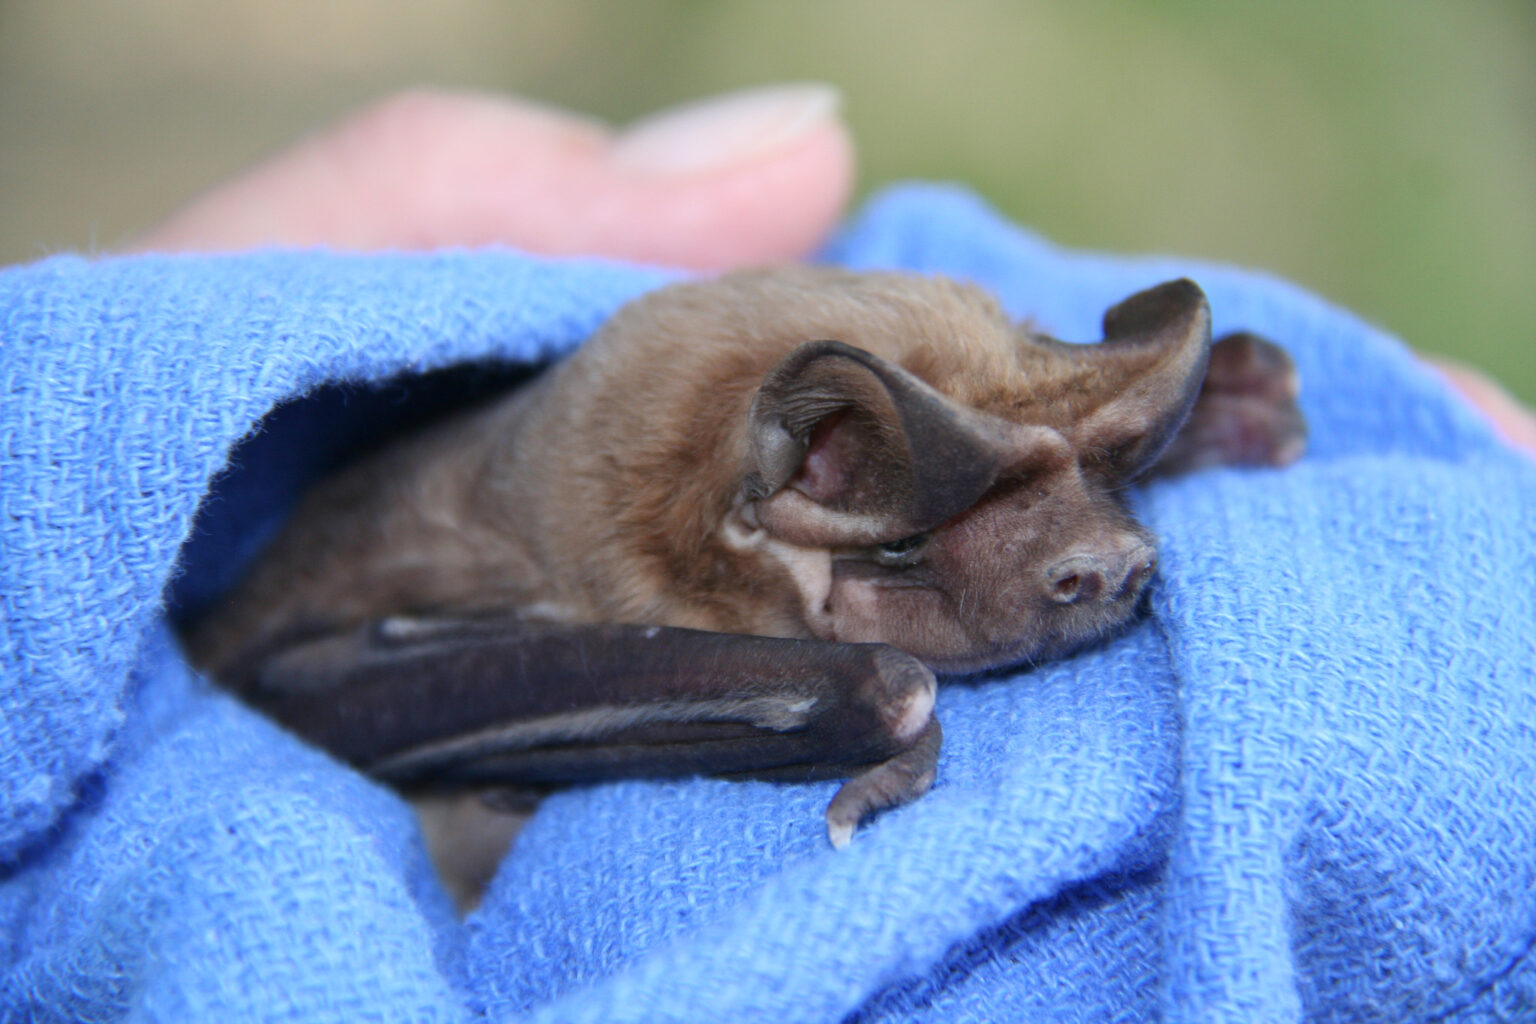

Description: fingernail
[611,83,842,175]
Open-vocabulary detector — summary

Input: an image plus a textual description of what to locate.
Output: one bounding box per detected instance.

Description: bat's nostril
[1046,544,1155,605]
[1044,556,1105,605]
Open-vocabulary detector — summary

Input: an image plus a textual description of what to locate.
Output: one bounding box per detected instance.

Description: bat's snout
[1041,542,1156,606]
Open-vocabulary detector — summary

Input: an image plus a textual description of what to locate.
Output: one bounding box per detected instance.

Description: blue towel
[3,185,1533,1022]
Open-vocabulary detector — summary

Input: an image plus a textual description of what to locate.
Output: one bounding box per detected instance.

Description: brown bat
[187,268,1302,896]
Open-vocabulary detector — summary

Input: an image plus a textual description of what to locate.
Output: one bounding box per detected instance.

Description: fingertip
[392,85,856,268]
[587,112,855,269]
[609,84,843,177]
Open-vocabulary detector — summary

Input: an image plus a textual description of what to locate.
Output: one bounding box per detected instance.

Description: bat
[185,268,1303,900]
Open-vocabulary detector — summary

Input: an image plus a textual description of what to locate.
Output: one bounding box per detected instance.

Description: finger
[1425,357,1536,460]
[130,85,853,270]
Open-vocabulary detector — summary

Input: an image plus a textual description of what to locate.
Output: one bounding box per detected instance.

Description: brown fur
[192,268,1234,682]
[186,268,1304,901]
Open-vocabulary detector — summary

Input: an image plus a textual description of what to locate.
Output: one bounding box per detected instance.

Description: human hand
[1426,357,1536,460]
[131,85,851,270]
[130,85,1534,460]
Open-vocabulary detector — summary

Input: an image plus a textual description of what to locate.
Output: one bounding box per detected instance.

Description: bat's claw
[825,716,942,848]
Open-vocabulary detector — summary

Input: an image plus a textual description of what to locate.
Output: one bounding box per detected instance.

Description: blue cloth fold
[3,185,1533,1022]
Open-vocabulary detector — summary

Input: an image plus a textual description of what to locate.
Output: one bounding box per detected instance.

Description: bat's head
[724,278,1211,673]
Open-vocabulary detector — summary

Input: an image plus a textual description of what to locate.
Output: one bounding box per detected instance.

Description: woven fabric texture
[3,185,1533,1023]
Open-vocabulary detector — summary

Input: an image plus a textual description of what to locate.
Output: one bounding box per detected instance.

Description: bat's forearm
[245,615,935,784]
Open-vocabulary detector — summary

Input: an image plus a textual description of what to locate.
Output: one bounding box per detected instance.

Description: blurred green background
[3,0,1531,401]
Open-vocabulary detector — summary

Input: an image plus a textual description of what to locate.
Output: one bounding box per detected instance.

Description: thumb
[130,85,853,270]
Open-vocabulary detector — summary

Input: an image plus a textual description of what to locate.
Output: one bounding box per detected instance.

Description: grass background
[2,0,1531,401]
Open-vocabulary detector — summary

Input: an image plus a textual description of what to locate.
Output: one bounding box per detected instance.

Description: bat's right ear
[738,340,1055,548]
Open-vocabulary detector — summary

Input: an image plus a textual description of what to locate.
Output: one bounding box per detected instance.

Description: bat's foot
[825,716,942,849]
[412,790,532,914]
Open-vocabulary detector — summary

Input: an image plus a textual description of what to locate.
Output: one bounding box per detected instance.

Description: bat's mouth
[919,576,1156,676]
[819,538,1155,676]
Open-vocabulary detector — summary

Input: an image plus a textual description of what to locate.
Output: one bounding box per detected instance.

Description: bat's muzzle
[1041,542,1157,606]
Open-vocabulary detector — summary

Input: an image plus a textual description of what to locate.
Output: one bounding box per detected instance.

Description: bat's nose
[1042,543,1156,605]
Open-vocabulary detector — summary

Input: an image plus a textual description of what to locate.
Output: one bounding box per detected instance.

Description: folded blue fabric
[3,185,1533,1023]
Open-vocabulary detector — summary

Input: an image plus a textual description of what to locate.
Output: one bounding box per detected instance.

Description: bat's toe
[824,716,942,848]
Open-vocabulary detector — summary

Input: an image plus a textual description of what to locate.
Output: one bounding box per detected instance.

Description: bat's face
[811,457,1159,673]
[722,277,1212,673]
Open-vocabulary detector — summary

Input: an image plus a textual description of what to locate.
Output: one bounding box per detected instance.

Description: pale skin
[132,85,853,269]
[132,86,1535,459]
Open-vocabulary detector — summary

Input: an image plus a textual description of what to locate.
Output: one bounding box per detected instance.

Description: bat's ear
[740,340,1052,547]
[1060,278,1213,478]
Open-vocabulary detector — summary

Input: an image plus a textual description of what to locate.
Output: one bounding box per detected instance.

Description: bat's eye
[872,532,930,567]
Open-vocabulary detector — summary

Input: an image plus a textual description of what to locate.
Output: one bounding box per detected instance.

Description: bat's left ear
[739,340,1054,547]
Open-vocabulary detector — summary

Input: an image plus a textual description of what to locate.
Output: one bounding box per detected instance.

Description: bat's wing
[239,614,940,848]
